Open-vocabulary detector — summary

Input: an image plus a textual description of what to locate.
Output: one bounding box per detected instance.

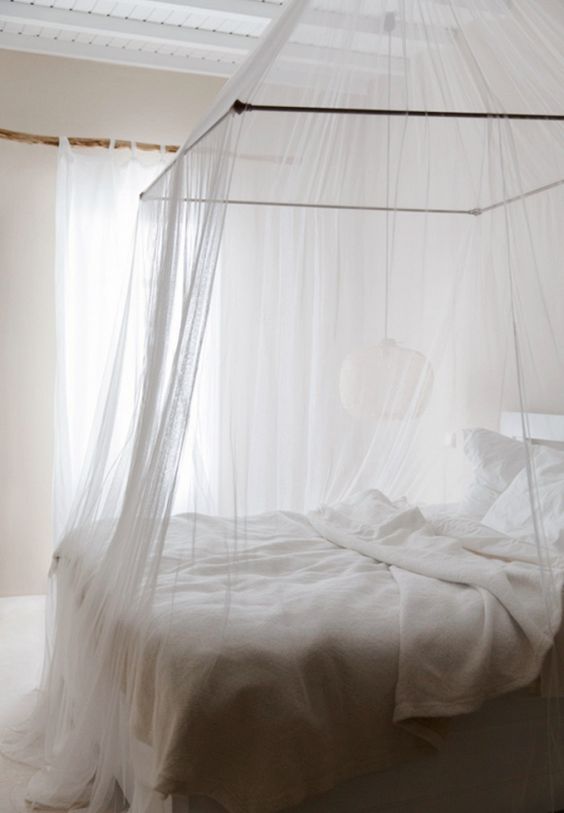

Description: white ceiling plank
[0,0,506,78]
[0,0,256,53]
[430,0,510,10]
[0,1,411,73]
[281,42,405,73]
[130,0,486,36]
[0,28,237,73]
[298,13,450,46]
[141,0,507,12]
[124,0,282,23]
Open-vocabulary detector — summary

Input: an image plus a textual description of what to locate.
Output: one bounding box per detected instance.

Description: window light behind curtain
[54,139,168,539]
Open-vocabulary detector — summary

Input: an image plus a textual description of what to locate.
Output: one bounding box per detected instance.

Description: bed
[52,417,564,813]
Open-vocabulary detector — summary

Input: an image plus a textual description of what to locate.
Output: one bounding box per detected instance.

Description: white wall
[0,50,224,596]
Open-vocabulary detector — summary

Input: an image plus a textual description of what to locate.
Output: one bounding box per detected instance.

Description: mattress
[124,688,564,813]
[54,492,564,813]
[176,690,564,813]
[122,686,564,813]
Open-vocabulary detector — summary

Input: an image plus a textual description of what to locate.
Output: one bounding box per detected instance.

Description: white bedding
[54,490,564,813]
[310,492,561,725]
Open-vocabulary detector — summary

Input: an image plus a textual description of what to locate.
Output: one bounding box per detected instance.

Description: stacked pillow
[483,445,564,546]
[458,428,527,519]
[459,427,564,548]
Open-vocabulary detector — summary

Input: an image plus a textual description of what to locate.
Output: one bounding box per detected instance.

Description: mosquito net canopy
[6,2,564,812]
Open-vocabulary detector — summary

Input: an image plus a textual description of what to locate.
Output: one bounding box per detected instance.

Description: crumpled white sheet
[309,490,562,732]
[49,490,563,813]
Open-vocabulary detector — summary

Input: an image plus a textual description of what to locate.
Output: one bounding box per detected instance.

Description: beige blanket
[56,490,563,813]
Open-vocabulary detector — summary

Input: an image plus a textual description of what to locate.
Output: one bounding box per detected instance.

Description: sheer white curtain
[54,139,168,540]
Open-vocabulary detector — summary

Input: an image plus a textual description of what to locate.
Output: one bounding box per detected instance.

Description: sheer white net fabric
[4,1,564,812]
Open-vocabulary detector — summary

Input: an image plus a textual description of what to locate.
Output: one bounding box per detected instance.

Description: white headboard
[501,411,564,448]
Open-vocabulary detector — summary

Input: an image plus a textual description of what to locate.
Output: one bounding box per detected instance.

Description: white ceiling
[0,0,512,78]
[0,0,285,76]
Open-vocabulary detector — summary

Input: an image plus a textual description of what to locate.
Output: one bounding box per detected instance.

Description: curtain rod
[233,100,564,122]
[0,127,179,153]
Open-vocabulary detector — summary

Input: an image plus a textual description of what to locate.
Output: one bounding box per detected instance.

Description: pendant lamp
[339,338,434,420]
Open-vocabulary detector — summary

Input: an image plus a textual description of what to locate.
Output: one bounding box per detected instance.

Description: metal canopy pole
[141,100,564,210]
[233,100,564,122]
[141,196,477,216]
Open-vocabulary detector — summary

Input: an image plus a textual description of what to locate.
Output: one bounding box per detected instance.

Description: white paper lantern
[339,338,433,420]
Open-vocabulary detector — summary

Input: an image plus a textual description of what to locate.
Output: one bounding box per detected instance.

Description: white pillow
[458,428,526,519]
[482,445,564,545]
[462,428,527,492]
[458,479,500,519]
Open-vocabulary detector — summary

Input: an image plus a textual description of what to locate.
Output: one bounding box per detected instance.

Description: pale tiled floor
[0,595,53,813]
[0,596,120,813]
[0,596,69,813]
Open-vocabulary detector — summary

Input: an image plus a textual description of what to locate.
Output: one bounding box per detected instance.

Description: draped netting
[4,1,564,812]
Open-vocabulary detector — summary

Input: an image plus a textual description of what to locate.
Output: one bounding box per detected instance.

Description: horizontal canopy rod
[233,100,564,122]
[479,178,564,213]
[144,196,476,215]
[144,176,564,214]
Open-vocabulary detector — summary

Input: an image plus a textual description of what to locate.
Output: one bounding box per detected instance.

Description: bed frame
[132,413,564,813]
[501,411,564,448]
